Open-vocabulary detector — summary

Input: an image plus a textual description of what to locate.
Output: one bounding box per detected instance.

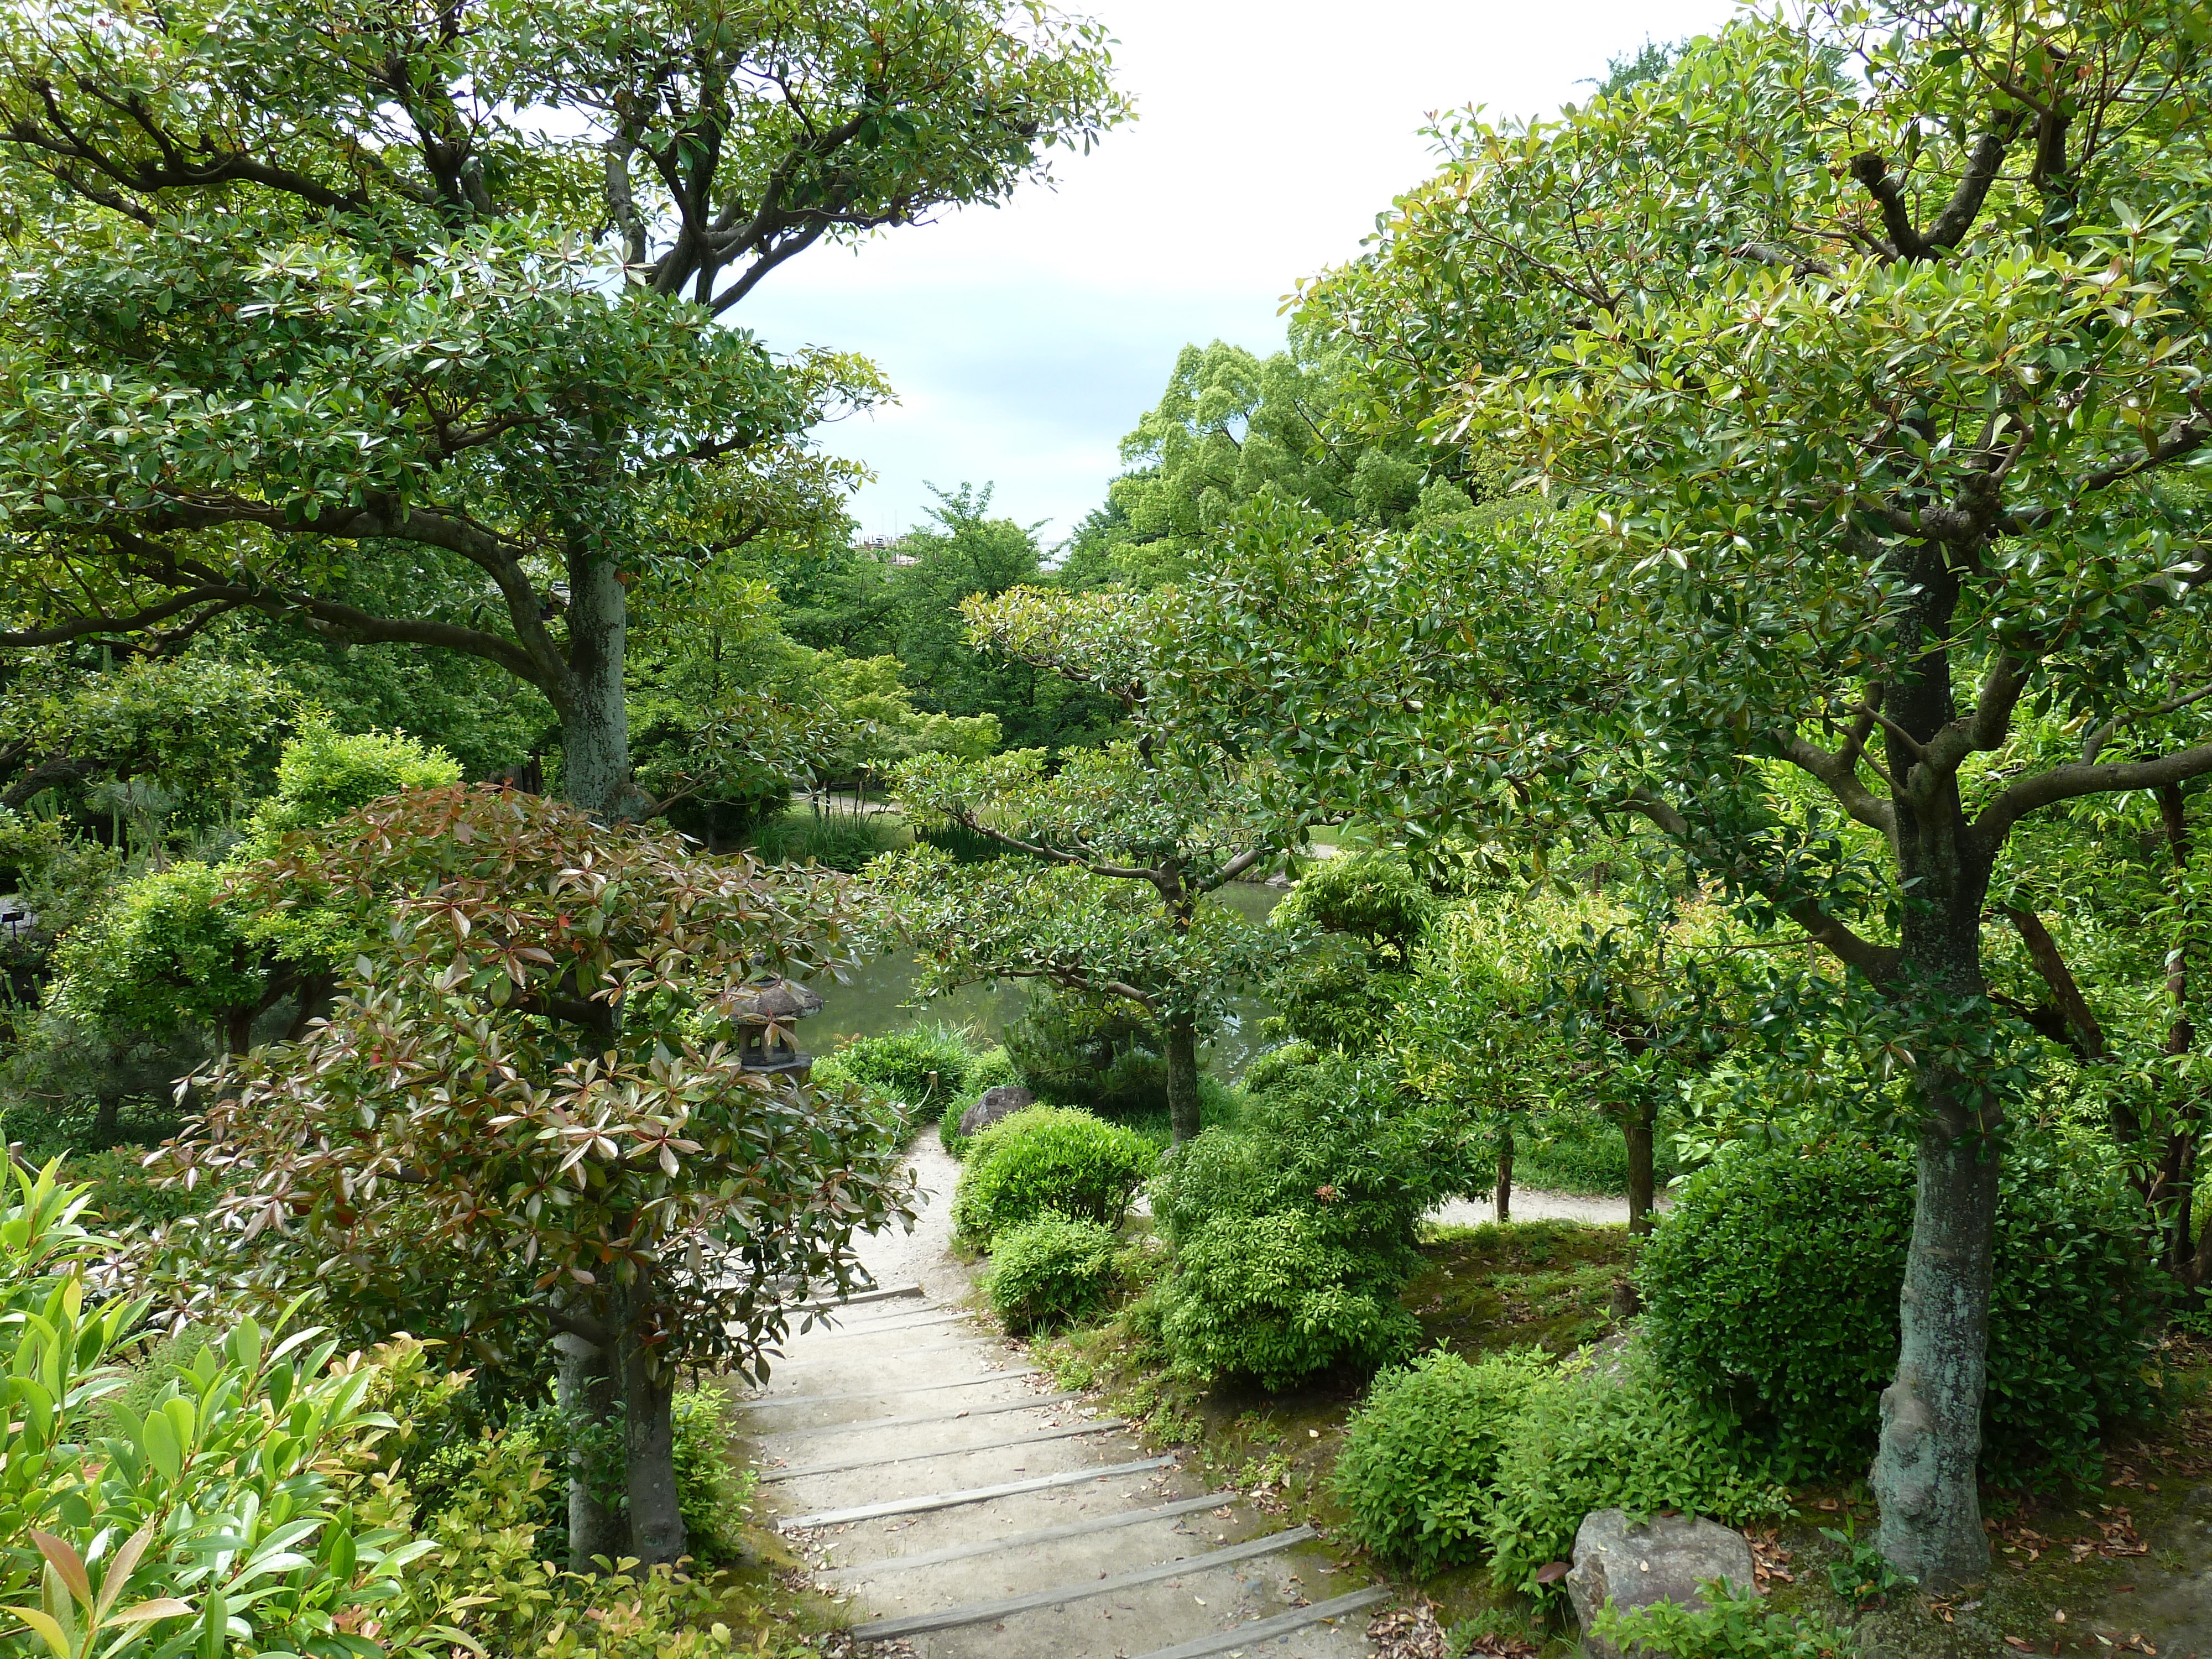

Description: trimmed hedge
[986,1212,1119,1332]
[952,1105,1153,1246]
[1639,1139,2162,1486]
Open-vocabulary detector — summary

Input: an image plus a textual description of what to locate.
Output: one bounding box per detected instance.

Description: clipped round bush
[1155,1209,1421,1389]
[987,1212,1118,1331]
[1331,1348,1556,1576]
[823,1024,987,1123]
[1640,1138,2162,1487]
[952,1105,1154,1246]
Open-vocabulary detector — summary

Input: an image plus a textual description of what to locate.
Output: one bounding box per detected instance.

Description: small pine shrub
[1594,1578,1854,1659]
[987,1212,1119,1331]
[1003,989,1167,1117]
[953,1105,1154,1245]
[1155,1209,1421,1389]
[1481,1352,1787,1600]
[1331,1348,1556,1576]
[1639,1138,2162,1486]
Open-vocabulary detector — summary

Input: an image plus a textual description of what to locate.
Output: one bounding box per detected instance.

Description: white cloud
[735,0,1743,544]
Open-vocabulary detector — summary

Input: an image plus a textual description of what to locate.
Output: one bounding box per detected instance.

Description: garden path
[731,1141,1389,1657]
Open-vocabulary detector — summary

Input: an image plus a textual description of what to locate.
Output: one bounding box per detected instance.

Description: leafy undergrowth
[1752,1329,2212,1659]
[1016,1224,2212,1659]
[1019,1218,1637,1653]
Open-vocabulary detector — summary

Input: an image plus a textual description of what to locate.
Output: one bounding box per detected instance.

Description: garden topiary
[986,1211,1119,1331]
[1154,1208,1422,1389]
[1638,1136,2163,1488]
[952,1105,1155,1246]
[1331,1347,1557,1576]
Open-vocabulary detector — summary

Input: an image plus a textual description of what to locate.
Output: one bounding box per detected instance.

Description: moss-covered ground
[1006,1222,2212,1659]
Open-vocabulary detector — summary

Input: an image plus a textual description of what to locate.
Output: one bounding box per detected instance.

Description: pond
[801,880,1284,1079]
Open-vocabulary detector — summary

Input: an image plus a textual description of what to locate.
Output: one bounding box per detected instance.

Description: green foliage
[985,1212,1119,1332]
[670,1386,754,1568]
[1482,1352,1787,1600]
[816,1022,982,1124]
[44,862,261,1042]
[1003,989,1167,1117]
[745,808,904,872]
[951,1105,1154,1246]
[1593,1577,1854,1659]
[1330,1348,1556,1576]
[1148,1048,1472,1256]
[246,720,462,842]
[1639,1140,2163,1486]
[0,1162,453,1659]
[1154,1208,1421,1389]
[1272,850,1433,963]
[1820,1515,1916,1606]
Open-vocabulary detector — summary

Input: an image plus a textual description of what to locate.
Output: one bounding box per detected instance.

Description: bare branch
[1978,739,2212,852]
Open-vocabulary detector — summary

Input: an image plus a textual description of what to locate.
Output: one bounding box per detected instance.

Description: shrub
[1482,1350,1787,1599]
[247,719,462,841]
[952,1105,1154,1245]
[1594,1577,1855,1659]
[821,1023,984,1123]
[987,1212,1119,1331]
[1332,1348,1557,1576]
[1155,1208,1421,1388]
[1272,849,1435,963]
[1003,988,1166,1117]
[1639,1138,2162,1486]
[671,1384,755,1565]
[1149,1047,1466,1255]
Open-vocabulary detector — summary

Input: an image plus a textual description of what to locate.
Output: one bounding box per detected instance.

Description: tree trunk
[1164,1014,1202,1145]
[562,548,646,821]
[1623,1107,1655,1235]
[617,1281,687,1566]
[1868,565,2000,1593]
[92,1091,122,1145]
[1873,1115,2000,1590]
[554,1327,624,1572]
[1495,1120,1515,1225]
[2156,784,2204,1284]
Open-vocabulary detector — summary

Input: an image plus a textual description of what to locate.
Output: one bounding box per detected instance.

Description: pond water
[801,880,1284,1079]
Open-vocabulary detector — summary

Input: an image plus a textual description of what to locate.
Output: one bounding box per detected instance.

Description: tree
[881,588,1287,1142]
[1180,2,2212,1588]
[0,0,1128,817]
[1070,335,1477,591]
[160,784,914,1567]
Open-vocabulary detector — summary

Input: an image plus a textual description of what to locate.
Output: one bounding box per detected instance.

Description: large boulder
[1566,1508,1757,1658]
[958,1084,1037,1139]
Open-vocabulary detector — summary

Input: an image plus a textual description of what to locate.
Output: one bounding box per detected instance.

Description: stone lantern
[728,977,824,1079]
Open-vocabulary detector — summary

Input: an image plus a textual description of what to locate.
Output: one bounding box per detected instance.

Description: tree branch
[946,810,1162,883]
[1978,740,2212,852]
[2004,908,2105,1058]
[1848,123,2022,261]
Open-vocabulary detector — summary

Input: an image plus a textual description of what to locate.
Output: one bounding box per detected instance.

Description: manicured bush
[1639,1138,2163,1486]
[1331,1348,1557,1575]
[1155,1209,1422,1388]
[987,1211,1119,1331]
[1482,1350,1787,1599]
[820,1023,988,1123]
[952,1105,1155,1245]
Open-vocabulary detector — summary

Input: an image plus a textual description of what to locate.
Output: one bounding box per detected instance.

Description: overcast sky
[735,0,1743,546]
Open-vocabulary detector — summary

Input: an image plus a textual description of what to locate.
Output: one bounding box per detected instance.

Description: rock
[1566,1508,1757,1659]
[958,1085,1036,1139]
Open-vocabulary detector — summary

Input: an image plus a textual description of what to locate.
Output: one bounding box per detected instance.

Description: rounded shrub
[1639,1138,2162,1487]
[1331,1348,1556,1576]
[986,1212,1119,1331]
[1155,1209,1421,1389]
[822,1024,986,1123]
[952,1105,1154,1246]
